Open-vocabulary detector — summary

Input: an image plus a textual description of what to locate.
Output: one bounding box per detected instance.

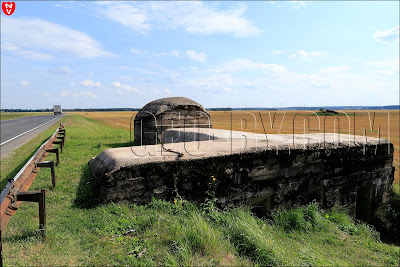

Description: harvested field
[76,110,399,184]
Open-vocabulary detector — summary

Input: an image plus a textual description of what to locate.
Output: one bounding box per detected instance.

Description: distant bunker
[90,99,395,222]
[134,97,211,145]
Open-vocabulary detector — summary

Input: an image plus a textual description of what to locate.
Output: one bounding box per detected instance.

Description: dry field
[76,110,399,184]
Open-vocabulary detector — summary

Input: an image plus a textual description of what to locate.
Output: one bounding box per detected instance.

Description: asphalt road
[0,114,65,159]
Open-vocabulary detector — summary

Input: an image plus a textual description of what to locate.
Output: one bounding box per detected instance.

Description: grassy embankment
[0,112,53,121]
[0,114,399,266]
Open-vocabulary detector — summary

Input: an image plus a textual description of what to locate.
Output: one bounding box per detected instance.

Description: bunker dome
[134,97,212,145]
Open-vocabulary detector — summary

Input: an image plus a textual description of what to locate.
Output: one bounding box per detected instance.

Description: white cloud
[2,42,18,51]
[129,48,148,55]
[291,1,307,9]
[69,82,75,86]
[224,87,232,93]
[189,66,199,70]
[374,25,399,43]
[19,49,53,60]
[153,50,181,57]
[100,3,150,34]
[123,85,141,94]
[1,16,113,59]
[112,81,121,88]
[320,66,350,73]
[113,82,141,94]
[81,79,101,88]
[211,59,286,73]
[152,87,172,94]
[60,91,97,98]
[186,50,207,62]
[19,81,29,86]
[99,2,262,37]
[289,50,324,60]
[48,66,73,74]
[272,50,285,55]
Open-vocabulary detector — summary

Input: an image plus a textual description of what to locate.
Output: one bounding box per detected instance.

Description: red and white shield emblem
[2,2,15,16]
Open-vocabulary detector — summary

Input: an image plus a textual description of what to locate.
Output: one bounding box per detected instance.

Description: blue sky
[1,1,399,109]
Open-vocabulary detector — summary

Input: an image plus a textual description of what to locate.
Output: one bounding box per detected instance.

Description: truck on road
[53,105,62,115]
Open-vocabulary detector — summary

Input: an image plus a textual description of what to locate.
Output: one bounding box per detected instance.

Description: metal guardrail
[0,126,66,265]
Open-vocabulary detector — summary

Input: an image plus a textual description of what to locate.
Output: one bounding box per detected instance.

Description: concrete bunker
[90,97,395,220]
[134,97,212,145]
[90,127,395,219]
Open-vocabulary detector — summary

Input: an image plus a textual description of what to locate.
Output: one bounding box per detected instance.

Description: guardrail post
[16,190,46,240]
[45,148,59,165]
[56,136,65,148]
[52,140,63,152]
[59,128,66,137]
[35,161,56,188]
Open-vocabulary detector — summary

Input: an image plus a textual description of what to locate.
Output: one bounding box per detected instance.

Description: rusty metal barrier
[0,127,66,236]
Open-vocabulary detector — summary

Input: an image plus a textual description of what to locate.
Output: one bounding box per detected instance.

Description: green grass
[0,112,53,121]
[1,114,399,266]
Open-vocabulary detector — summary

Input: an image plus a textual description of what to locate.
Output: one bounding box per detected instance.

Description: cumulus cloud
[153,50,181,56]
[98,2,262,37]
[81,79,101,88]
[152,88,172,94]
[112,82,141,94]
[112,81,121,88]
[374,25,399,43]
[1,16,113,59]
[186,50,207,62]
[289,50,324,60]
[19,81,29,86]
[100,3,150,34]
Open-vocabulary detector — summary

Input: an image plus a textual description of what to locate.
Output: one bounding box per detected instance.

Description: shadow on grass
[2,229,41,242]
[72,164,103,209]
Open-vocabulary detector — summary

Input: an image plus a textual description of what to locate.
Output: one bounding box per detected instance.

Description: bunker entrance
[250,195,272,216]
[307,188,322,204]
[356,185,376,223]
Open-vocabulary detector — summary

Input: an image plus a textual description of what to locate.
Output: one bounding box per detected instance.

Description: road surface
[0,114,65,159]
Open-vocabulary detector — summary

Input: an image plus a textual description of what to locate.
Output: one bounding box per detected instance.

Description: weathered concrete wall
[134,97,212,145]
[89,129,395,221]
